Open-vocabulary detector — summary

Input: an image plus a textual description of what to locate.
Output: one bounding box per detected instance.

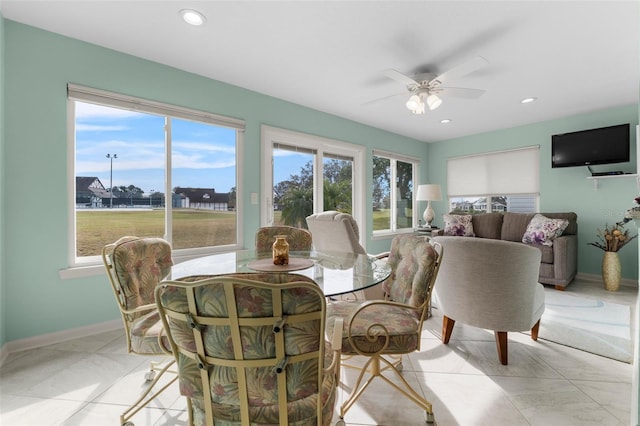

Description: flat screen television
[551,123,630,168]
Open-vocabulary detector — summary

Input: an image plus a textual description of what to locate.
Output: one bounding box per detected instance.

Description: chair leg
[530,320,541,341]
[120,357,178,425]
[442,316,455,344]
[494,331,508,365]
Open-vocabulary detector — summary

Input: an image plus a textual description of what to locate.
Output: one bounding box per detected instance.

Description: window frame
[372,149,420,237]
[260,125,365,237]
[66,84,245,269]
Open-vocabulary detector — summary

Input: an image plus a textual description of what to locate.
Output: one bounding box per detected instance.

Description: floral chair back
[156,272,342,426]
[255,226,313,254]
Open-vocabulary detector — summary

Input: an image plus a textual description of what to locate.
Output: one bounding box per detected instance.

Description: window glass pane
[450,195,535,213]
[171,118,237,249]
[272,146,314,227]
[75,102,165,257]
[74,99,239,261]
[395,161,413,230]
[323,157,353,213]
[372,156,391,231]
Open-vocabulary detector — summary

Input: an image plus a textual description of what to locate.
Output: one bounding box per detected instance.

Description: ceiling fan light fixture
[406,94,422,112]
[426,94,442,110]
[180,9,206,26]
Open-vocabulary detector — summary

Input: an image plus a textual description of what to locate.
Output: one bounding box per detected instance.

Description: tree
[372,156,390,208]
[281,186,313,228]
[228,186,236,209]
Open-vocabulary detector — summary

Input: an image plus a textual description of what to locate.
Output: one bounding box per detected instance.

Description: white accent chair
[433,236,545,365]
[306,211,384,299]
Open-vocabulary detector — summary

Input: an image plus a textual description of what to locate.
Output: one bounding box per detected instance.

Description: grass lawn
[76,209,237,256]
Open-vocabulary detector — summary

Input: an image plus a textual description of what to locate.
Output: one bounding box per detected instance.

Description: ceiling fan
[376,56,489,114]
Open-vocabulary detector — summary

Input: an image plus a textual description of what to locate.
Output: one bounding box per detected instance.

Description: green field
[78,208,407,256]
[77,209,237,256]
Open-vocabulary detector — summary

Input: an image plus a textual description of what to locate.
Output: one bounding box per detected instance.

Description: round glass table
[170,250,391,298]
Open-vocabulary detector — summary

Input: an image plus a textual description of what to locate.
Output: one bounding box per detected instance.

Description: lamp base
[423,203,435,229]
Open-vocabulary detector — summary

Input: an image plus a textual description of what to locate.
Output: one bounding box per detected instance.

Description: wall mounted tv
[551,123,630,168]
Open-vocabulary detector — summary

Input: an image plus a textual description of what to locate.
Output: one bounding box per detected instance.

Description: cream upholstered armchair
[305,211,366,255]
[102,236,177,426]
[306,211,384,299]
[433,236,545,365]
[255,225,313,254]
[325,235,442,424]
[156,272,343,426]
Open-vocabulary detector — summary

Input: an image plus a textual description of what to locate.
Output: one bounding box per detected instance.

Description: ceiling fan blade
[436,87,486,99]
[433,56,488,85]
[382,69,419,86]
[362,91,408,106]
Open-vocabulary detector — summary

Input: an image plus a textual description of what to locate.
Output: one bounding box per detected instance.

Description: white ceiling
[2,1,638,142]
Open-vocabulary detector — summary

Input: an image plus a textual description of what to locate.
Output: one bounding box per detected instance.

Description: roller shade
[68,83,245,130]
[447,146,540,196]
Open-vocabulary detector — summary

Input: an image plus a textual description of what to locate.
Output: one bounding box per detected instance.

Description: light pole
[149,190,154,208]
[106,154,117,208]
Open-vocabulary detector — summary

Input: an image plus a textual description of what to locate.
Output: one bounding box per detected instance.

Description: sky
[75,101,240,195]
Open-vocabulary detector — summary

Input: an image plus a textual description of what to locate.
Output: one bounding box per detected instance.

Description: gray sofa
[439,212,578,290]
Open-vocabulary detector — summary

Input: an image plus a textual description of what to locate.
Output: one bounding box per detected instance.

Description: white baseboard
[575,272,639,289]
[0,319,122,367]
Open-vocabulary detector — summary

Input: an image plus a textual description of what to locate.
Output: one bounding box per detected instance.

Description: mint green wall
[427,105,640,280]
[2,20,425,342]
[0,13,6,349]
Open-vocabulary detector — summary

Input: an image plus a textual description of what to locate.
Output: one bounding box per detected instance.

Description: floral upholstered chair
[254,225,313,255]
[325,235,443,425]
[156,272,343,426]
[101,236,177,426]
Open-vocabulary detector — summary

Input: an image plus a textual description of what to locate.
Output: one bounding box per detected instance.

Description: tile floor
[0,277,636,425]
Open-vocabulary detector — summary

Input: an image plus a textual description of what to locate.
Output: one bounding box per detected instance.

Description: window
[447,146,540,214]
[68,84,244,266]
[372,150,419,233]
[261,126,364,232]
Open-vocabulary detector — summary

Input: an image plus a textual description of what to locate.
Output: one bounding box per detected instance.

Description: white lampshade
[416,184,442,201]
[416,184,442,228]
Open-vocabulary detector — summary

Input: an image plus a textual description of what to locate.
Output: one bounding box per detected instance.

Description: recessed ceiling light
[521,97,537,104]
[180,9,206,26]
[440,119,452,124]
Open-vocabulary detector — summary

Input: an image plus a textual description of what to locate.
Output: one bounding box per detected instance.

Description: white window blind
[68,83,245,130]
[447,146,540,197]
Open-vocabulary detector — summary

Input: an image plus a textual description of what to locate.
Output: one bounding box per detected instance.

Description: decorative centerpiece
[272,235,290,265]
[588,219,637,291]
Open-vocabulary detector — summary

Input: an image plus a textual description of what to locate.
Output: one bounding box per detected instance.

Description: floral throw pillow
[443,214,475,237]
[522,214,569,246]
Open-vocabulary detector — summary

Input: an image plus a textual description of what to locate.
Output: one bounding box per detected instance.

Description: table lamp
[416,184,442,228]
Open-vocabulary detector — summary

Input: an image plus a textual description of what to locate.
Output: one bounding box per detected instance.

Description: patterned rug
[537,289,633,363]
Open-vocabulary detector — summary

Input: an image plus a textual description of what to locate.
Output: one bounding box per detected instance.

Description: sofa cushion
[522,214,569,246]
[471,213,503,239]
[443,214,475,237]
[501,212,535,242]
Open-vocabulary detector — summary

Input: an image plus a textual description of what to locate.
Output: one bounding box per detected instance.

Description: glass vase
[272,235,289,265]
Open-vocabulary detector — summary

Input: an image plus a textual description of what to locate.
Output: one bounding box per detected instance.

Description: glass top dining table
[170,250,391,298]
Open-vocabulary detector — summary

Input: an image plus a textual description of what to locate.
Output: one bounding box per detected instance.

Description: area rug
[536,289,633,363]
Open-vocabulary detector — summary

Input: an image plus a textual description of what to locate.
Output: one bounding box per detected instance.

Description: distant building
[75,176,110,208]
[174,187,230,211]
